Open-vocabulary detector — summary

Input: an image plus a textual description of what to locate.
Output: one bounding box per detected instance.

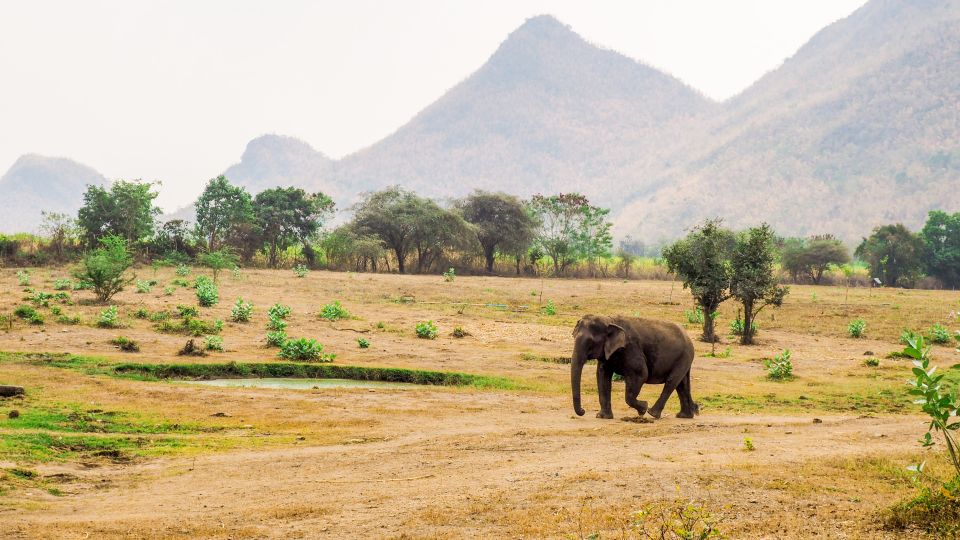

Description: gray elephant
[571,314,698,419]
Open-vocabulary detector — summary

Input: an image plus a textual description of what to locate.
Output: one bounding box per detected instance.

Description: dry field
[0,266,959,538]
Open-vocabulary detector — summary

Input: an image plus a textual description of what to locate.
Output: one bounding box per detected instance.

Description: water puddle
[181,378,414,390]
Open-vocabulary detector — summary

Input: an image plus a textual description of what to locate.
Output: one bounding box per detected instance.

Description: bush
[163,286,175,296]
[928,323,951,344]
[684,306,704,324]
[110,336,139,352]
[175,264,190,277]
[267,304,292,320]
[56,314,81,325]
[195,279,218,307]
[133,307,150,319]
[176,304,199,318]
[73,236,135,303]
[204,335,224,352]
[50,306,62,316]
[266,330,288,348]
[96,306,121,328]
[864,358,880,367]
[14,305,44,325]
[16,270,30,286]
[318,300,349,321]
[230,298,254,323]
[266,316,287,332]
[848,318,866,338]
[730,317,758,337]
[743,437,755,451]
[443,267,455,282]
[27,290,53,307]
[900,329,920,345]
[171,278,190,287]
[53,278,72,291]
[157,317,222,336]
[357,337,370,349]
[765,349,793,380]
[231,266,241,280]
[279,337,334,362]
[452,326,469,338]
[135,280,153,293]
[293,264,309,278]
[148,311,169,322]
[177,339,207,357]
[416,320,438,339]
[541,299,557,316]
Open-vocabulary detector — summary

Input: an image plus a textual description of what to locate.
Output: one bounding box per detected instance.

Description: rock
[0,386,25,398]
[8,410,19,419]
[813,418,823,424]
[210,412,231,417]
[863,351,875,356]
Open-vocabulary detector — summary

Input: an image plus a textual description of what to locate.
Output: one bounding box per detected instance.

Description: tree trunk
[484,246,496,273]
[395,248,405,274]
[741,300,755,345]
[700,301,717,343]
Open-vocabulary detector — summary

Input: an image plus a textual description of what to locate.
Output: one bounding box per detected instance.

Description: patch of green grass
[3,404,205,435]
[0,432,185,463]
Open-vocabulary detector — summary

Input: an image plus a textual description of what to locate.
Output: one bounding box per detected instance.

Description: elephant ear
[572,318,584,337]
[604,324,627,358]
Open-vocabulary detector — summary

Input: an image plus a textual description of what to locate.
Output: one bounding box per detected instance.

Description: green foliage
[885,477,960,537]
[319,300,349,321]
[415,320,439,339]
[175,264,190,277]
[198,249,238,283]
[171,278,190,287]
[156,313,222,337]
[204,336,224,352]
[848,318,867,338]
[266,316,287,332]
[27,290,53,307]
[684,306,704,324]
[267,304,292,320]
[194,175,254,252]
[901,329,921,345]
[458,191,537,273]
[76,180,160,246]
[195,278,219,307]
[743,437,755,451]
[865,358,880,367]
[780,235,850,284]
[231,266,242,280]
[921,210,960,288]
[929,323,951,344]
[230,298,254,323]
[52,278,72,290]
[357,337,370,349]
[176,304,199,318]
[163,285,175,296]
[278,337,335,362]
[56,314,81,325]
[541,299,557,316]
[442,267,455,282]
[904,335,960,480]
[110,336,139,352]
[96,306,121,328]
[452,326,468,338]
[133,307,150,319]
[135,280,153,293]
[293,264,309,278]
[50,306,62,316]
[730,224,788,345]
[148,311,169,323]
[265,330,288,348]
[729,316,758,337]
[856,223,926,287]
[16,270,30,286]
[73,235,135,303]
[253,187,335,268]
[14,305,43,325]
[765,349,793,380]
[528,193,612,275]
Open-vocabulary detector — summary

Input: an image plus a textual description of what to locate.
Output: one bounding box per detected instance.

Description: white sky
[0,0,867,211]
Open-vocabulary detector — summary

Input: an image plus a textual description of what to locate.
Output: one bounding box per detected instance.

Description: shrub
[231,266,241,280]
[133,307,150,319]
[900,329,920,345]
[452,326,469,338]
[13,305,37,320]
[848,318,866,338]
[27,290,52,307]
[279,337,335,362]
[230,298,254,323]
[293,264,309,278]
[204,335,224,352]
[171,278,190,287]
[16,270,30,286]
[730,317,758,337]
[50,306,62,316]
[765,349,793,380]
[743,437,755,451]
[864,358,880,367]
[928,323,951,345]
[442,267,455,282]
[267,304,292,320]
[56,314,81,325]
[176,304,199,318]
[175,264,190,277]
[156,317,222,336]
[684,306,705,324]
[177,339,207,357]
[96,306,121,328]
[266,316,287,332]
[885,477,960,537]
[110,336,139,352]
[904,335,959,478]
[148,311,169,322]
[163,286,175,296]
[266,330,288,348]
[53,278,72,291]
[416,320,438,339]
[318,300,349,321]
[135,280,153,293]
[195,279,218,307]
[73,236,135,303]
[541,299,557,316]
[357,337,370,349]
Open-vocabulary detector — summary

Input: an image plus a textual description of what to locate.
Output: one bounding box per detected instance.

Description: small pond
[181,378,414,390]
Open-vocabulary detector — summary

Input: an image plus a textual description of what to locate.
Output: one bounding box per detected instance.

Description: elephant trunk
[571,346,586,416]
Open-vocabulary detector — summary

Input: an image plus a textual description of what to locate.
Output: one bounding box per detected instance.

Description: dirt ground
[0,267,958,538]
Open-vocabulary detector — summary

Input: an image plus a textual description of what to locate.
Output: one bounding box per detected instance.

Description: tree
[920,210,960,288]
[458,191,537,273]
[198,249,238,283]
[252,187,335,268]
[73,235,135,303]
[528,193,612,275]
[409,201,476,273]
[616,247,637,279]
[39,211,78,261]
[194,176,254,252]
[153,219,196,259]
[780,235,850,284]
[855,223,926,287]
[349,187,420,274]
[730,224,789,345]
[662,219,736,342]
[76,180,160,247]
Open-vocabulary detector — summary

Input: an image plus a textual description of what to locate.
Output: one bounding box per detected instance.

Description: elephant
[571,314,698,420]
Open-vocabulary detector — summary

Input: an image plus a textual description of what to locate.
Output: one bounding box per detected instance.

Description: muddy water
[182,378,414,389]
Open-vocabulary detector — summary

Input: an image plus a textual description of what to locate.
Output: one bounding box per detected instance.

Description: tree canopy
[458,191,537,273]
[77,180,160,247]
[730,224,788,345]
[195,176,254,252]
[528,193,612,274]
[920,210,960,288]
[855,223,926,287]
[253,187,335,268]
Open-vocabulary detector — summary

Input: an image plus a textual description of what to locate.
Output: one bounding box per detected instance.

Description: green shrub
[27,290,53,307]
[204,336,224,352]
[900,329,920,345]
[541,299,557,316]
[848,318,866,338]
[266,315,287,332]
[176,304,199,318]
[56,314,81,325]
[163,286,175,296]
[452,326,468,338]
[110,336,140,352]
[267,304,292,320]
[230,298,254,323]
[684,306,705,324]
[50,306,62,316]
[293,264,309,278]
[743,437,755,451]
[231,266,241,280]
[764,349,793,380]
[13,305,37,320]
[357,337,370,349]
[148,311,169,322]
[171,278,190,287]
[318,300,349,321]
[279,337,334,362]
[195,279,218,307]
[730,317,758,337]
[135,280,153,293]
[864,358,880,367]
[885,478,960,537]
[266,330,288,348]
[73,236,135,303]
[16,270,31,286]
[416,320,439,340]
[928,323,951,344]
[133,307,150,319]
[175,264,190,277]
[442,268,455,282]
[53,278,72,291]
[96,306,121,328]
[156,316,222,337]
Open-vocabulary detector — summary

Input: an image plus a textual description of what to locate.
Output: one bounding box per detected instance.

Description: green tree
[77,180,160,247]
[39,211,79,261]
[194,176,254,252]
[73,235,135,303]
[528,193,612,275]
[662,219,736,342]
[920,210,960,288]
[409,200,476,273]
[780,235,850,284]
[349,187,421,274]
[199,249,238,283]
[153,219,196,258]
[458,191,537,273]
[855,223,926,287]
[252,187,335,268]
[731,224,789,345]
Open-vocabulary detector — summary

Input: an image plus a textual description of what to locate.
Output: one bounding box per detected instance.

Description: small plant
[96,306,121,328]
[764,349,793,380]
[27,290,53,307]
[452,326,469,338]
[110,336,140,352]
[195,278,219,307]
[267,304,292,320]
[56,314,81,325]
[416,320,439,339]
[864,357,880,367]
[231,298,254,323]
[266,315,287,332]
[743,437,755,451]
[175,264,190,277]
[149,311,169,322]
[171,278,190,287]
[848,318,866,338]
[53,278,72,291]
[541,299,557,316]
[135,280,153,293]
[133,307,150,319]
[357,337,370,349]
[73,236,135,303]
[279,337,335,362]
[900,329,920,345]
[266,330,288,347]
[231,266,241,280]
[163,285,175,296]
[177,339,207,357]
[14,305,37,320]
[730,317,758,337]
[684,306,705,325]
[204,335,224,352]
[176,305,199,318]
[376,321,386,330]
[705,346,732,359]
[50,306,62,316]
[293,264,309,278]
[442,267,455,282]
[16,270,30,286]
[928,323,951,345]
[905,335,959,479]
[318,300,349,321]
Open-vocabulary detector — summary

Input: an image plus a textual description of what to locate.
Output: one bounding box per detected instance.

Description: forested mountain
[0,155,107,233]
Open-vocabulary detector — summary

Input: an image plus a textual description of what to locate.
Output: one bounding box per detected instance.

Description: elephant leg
[596,363,614,419]
[648,369,685,419]
[624,374,647,416]
[675,372,697,418]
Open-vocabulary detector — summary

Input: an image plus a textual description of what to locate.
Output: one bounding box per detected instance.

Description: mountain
[0,155,107,233]
[223,134,336,197]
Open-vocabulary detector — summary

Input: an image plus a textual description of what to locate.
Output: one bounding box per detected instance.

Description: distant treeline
[0,177,957,289]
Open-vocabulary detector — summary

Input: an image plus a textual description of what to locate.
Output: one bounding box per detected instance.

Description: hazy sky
[1,0,867,210]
